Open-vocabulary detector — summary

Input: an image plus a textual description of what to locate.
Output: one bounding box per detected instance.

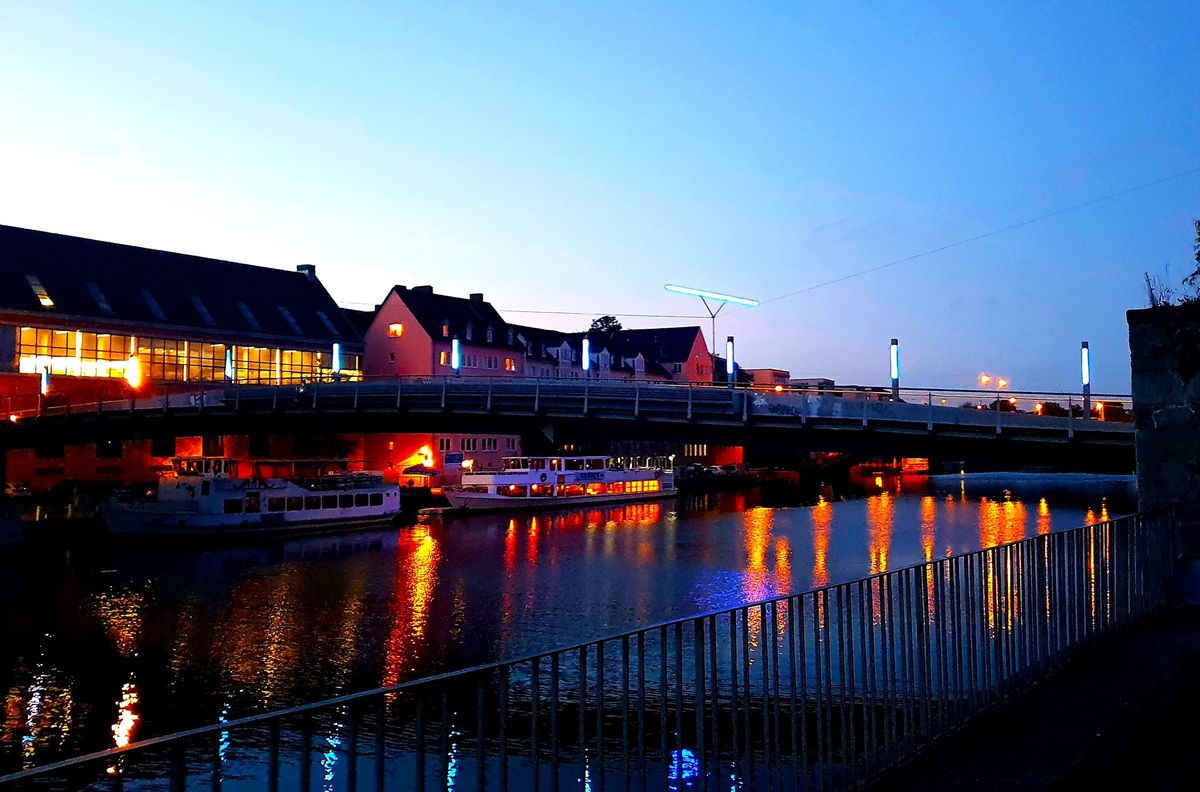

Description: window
[486,326,494,343]
[506,437,516,450]
[315,310,341,336]
[322,494,338,509]
[388,323,404,337]
[140,289,167,321]
[482,438,498,451]
[505,358,516,372]
[85,282,114,315]
[354,493,369,507]
[96,440,122,459]
[26,275,54,308]
[305,496,321,510]
[245,493,261,513]
[278,306,303,334]
[267,497,285,512]
[286,497,304,511]
[234,300,261,330]
[465,322,473,341]
[442,319,450,337]
[370,493,384,506]
[439,350,448,366]
[438,438,451,451]
[507,329,514,345]
[459,437,477,452]
[191,295,216,326]
[224,499,244,514]
[339,494,354,508]
[498,484,528,497]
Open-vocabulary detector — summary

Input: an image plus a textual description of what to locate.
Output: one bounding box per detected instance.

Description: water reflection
[0,476,1133,771]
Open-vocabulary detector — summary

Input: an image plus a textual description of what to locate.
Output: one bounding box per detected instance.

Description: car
[706,465,725,476]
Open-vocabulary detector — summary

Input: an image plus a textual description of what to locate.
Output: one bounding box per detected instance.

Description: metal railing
[0,512,1174,790]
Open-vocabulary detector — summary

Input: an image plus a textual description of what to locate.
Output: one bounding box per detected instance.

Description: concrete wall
[1128,303,1200,544]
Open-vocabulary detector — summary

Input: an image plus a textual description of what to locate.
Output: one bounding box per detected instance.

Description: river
[0,472,1134,773]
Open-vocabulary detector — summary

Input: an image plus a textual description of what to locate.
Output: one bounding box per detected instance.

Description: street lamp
[582,337,590,378]
[1081,341,1091,418]
[451,336,461,376]
[979,372,1009,412]
[664,284,758,382]
[726,336,735,390]
[889,338,900,400]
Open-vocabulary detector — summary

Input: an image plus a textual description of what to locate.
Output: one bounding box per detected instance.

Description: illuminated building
[0,224,364,410]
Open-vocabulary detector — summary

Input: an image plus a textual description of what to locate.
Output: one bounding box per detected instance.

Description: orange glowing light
[508,484,518,492]
[7,414,16,423]
[1008,397,1017,405]
[388,322,405,338]
[1034,402,1043,415]
[978,373,992,386]
[996,377,1009,389]
[461,458,474,470]
[418,445,433,467]
[774,384,783,393]
[124,355,141,388]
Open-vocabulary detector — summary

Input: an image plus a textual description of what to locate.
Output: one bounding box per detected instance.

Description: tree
[1147,219,1200,306]
[589,315,622,333]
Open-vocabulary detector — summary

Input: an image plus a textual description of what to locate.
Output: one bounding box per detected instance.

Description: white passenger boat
[101,457,403,537]
[445,455,676,511]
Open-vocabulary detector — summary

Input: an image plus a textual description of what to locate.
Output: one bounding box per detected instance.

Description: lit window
[439,350,448,366]
[505,358,516,372]
[85,282,113,315]
[442,320,450,337]
[26,275,54,308]
[388,323,404,338]
[140,288,166,321]
[486,326,493,343]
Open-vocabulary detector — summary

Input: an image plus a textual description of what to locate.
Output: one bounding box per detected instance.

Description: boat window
[530,483,553,497]
[201,481,211,495]
[558,483,585,497]
[586,482,604,495]
[286,497,303,511]
[499,484,528,497]
[586,459,605,470]
[354,493,369,507]
[305,496,321,510]
[224,499,243,514]
[369,492,384,506]
[245,492,261,513]
[322,495,338,509]
[339,494,354,508]
[549,458,562,471]
[506,458,529,470]
[607,481,625,495]
[565,459,585,471]
[267,497,285,512]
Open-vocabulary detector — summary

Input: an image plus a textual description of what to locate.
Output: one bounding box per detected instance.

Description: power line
[500,309,707,319]
[752,164,1200,307]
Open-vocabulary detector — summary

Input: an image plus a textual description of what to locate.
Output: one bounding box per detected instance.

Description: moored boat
[101,457,402,537]
[445,455,676,511]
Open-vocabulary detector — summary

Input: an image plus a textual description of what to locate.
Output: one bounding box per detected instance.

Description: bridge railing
[0,511,1174,790]
[4,376,1134,424]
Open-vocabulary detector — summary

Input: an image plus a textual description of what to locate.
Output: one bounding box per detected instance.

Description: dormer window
[26,275,54,308]
[442,320,450,338]
[507,329,514,345]
[465,322,474,341]
[486,326,494,343]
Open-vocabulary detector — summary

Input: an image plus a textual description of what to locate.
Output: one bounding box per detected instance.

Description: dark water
[0,472,1133,773]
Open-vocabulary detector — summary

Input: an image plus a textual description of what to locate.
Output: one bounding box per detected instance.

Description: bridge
[1,378,1134,470]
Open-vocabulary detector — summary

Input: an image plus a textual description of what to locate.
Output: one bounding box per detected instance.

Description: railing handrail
[0,509,1158,784]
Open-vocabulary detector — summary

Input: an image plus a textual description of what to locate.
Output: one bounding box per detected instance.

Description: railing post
[487,383,493,412]
[533,383,540,414]
[862,397,868,427]
[234,385,241,412]
[742,391,749,422]
[687,385,693,420]
[441,379,447,411]
[927,391,934,431]
[353,383,360,410]
[634,383,640,417]
[395,379,403,409]
[582,380,587,415]
[1068,396,1074,439]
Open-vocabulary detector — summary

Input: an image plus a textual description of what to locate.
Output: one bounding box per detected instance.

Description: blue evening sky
[1,2,1196,392]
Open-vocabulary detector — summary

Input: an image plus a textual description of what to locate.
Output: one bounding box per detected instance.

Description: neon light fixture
[889,338,899,381]
[451,337,460,371]
[582,338,590,371]
[664,284,759,307]
[1080,341,1090,387]
[726,336,735,376]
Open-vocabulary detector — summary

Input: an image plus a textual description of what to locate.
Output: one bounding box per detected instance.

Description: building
[0,224,363,415]
[359,286,525,378]
[0,224,365,490]
[743,368,791,387]
[510,324,712,383]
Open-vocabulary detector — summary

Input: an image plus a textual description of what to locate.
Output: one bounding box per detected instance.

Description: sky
[0,2,1196,393]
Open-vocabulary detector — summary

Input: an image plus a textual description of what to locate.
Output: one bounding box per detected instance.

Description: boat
[445,455,676,512]
[101,457,403,537]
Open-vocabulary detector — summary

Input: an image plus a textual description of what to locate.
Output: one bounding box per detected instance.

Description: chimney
[296,264,317,282]
[469,293,484,303]
[413,285,434,294]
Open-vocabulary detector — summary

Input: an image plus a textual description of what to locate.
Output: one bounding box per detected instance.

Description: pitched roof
[341,307,378,338]
[585,326,704,363]
[391,286,523,349]
[0,224,361,349]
